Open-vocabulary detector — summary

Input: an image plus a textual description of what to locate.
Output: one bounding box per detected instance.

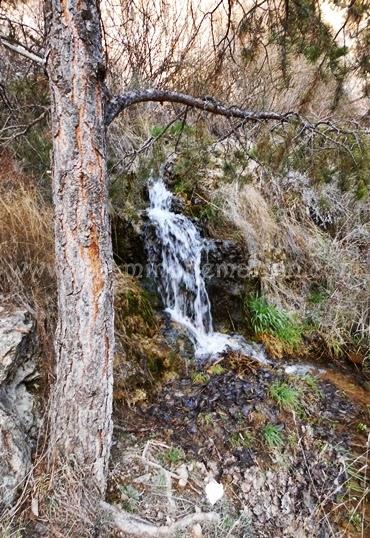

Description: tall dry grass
[0,153,56,369]
[0,158,55,312]
[214,167,369,358]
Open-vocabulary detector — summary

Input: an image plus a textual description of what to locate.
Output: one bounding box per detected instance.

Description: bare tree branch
[0,110,47,144]
[0,34,45,65]
[106,88,302,126]
[106,88,370,136]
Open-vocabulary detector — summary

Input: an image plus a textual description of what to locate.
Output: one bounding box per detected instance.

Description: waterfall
[147,176,269,363]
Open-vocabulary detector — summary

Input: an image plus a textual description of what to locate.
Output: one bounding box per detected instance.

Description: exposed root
[100,501,220,537]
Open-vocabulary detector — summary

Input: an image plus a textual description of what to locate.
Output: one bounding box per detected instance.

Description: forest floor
[109,349,370,537]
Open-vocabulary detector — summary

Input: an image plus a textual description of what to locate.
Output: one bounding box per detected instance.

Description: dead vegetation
[213,162,369,361]
[0,154,55,312]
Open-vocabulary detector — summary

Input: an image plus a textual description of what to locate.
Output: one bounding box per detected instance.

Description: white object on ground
[205,479,224,505]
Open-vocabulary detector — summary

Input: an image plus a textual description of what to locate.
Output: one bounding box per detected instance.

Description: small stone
[192,523,203,538]
[31,497,39,516]
[205,479,224,505]
[176,463,189,488]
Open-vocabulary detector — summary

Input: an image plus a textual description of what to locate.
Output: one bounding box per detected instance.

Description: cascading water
[146,175,269,363]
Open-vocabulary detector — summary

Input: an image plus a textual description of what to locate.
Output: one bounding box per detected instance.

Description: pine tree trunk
[46,0,113,495]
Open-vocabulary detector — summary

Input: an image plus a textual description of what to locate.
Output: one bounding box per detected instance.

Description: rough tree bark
[45,0,113,495]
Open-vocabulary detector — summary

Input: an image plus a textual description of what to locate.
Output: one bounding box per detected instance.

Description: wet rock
[112,213,146,269]
[203,239,252,331]
[160,154,178,186]
[161,315,195,360]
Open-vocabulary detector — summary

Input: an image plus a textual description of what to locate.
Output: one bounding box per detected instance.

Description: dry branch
[100,501,220,537]
[106,88,368,138]
[106,88,300,126]
[0,34,45,65]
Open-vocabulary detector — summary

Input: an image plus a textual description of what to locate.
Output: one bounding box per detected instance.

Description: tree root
[100,501,220,537]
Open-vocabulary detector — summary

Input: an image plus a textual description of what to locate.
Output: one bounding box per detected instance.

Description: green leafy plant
[263,424,284,448]
[198,202,220,222]
[247,295,302,346]
[118,484,141,512]
[356,422,368,434]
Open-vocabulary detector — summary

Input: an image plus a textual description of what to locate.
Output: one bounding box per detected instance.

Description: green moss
[197,412,215,426]
[230,430,255,449]
[191,371,210,384]
[307,284,329,305]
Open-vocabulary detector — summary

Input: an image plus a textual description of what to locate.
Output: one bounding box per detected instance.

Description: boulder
[0,404,31,508]
[0,305,39,511]
[0,305,35,385]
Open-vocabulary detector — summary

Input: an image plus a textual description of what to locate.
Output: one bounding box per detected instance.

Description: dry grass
[0,154,56,397]
[217,182,278,263]
[213,164,369,359]
[0,155,55,313]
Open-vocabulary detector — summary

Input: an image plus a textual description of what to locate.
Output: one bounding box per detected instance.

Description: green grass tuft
[269,381,301,411]
[263,424,284,448]
[247,295,302,346]
[191,371,210,384]
[163,446,185,465]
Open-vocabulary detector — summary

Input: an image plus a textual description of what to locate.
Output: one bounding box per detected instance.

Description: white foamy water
[147,176,269,364]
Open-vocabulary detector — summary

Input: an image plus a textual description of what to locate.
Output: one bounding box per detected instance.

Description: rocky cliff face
[0,306,39,510]
[203,239,252,332]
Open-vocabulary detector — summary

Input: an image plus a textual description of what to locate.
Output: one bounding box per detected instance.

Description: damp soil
[110,352,370,537]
